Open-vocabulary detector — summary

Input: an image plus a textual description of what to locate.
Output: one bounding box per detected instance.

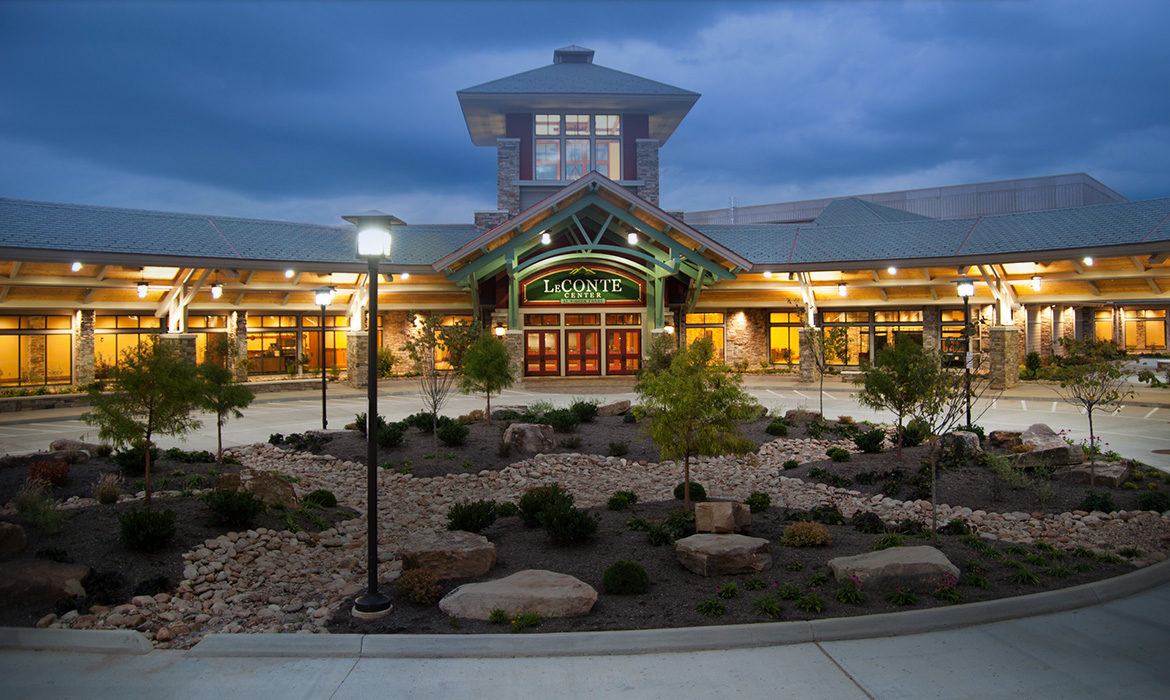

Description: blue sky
[1,0,1167,223]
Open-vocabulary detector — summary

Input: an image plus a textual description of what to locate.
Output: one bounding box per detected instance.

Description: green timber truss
[441,187,737,328]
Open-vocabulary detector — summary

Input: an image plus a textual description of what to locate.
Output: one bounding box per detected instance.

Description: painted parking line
[1051,402,1058,413]
[766,389,786,401]
[1020,400,1027,411]
[792,390,812,400]
[1146,407,1160,419]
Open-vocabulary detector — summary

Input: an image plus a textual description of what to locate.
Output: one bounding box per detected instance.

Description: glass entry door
[606,329,641,375]
[525,330,560,376]
[565,330,601,376]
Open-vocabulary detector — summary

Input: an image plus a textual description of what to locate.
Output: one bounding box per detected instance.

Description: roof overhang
[0,246,434,274]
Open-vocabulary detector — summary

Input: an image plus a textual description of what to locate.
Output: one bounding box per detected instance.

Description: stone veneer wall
[380,311,412,375]
[503,331,524,386]
[922,307,941,353]
[228,311,248,382]
[635,139,660,207]
[73,309,95,387]
[346,332,369,388]
[798,327,819,384]
[723,309,768,370]
[988,326,1020,390]
[497,138,521,216]
[474,211,510,231]
[159,334,197,365]
[1039,306,1054,358]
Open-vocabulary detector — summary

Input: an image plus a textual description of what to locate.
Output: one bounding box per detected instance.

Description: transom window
[533,114,621,181]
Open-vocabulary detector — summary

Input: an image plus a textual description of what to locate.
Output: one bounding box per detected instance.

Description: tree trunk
[486,391,492,423]
[683,452,692,509]
[818,372,825,417]
[929,442,940,543]
[216,418,224,464]
[1087,408,1096,488]
[432,413,438,456]
[144,429,153,508]
[896,415,905,461]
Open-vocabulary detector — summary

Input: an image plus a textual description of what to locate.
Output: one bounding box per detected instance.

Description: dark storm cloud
[0,0,1167,223]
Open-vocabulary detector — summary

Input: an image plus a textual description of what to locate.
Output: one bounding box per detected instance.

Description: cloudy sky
[1,0,1167,224]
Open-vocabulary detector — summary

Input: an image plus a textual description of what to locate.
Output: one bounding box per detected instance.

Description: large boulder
[457,409,485,424]
[502,423,555,456]
[988,430,1022,448]
[784,409,821,424]
[0,521,27,560]
[438,569,597,620]
[828,546,959,592]
[1015,423,1082,467]
[940,430,983,462]
[596,400,631,417]
[0,559,91,604]
[674,534,772,576]
[49,438,105,459]
[1066,462,1133,489]
[400,530,496,580]
[491,405,528,420]
[246,470,297,508]
[694,502,751,534]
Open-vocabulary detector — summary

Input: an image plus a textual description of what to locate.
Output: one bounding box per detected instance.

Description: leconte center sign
[522,265,645,305]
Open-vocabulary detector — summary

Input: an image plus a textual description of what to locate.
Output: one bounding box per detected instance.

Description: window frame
[532,113,622,182]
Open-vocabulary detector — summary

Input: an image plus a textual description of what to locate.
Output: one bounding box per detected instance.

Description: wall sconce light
[663,322,675,335]
[284,268,295,278]
[136,281,149,298]
[494,322,506,337]
[400,272,410,281]
[210,283,223,299]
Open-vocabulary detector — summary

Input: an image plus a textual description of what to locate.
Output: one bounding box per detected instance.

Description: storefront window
[0,315,72,386]
[1094,310,1114,342]
[434,314,475,370]
[95,314,162,377]
[1124,309,1167,351]
[684,312,725,362]
[873,310,923,354]
[821,310,870,365]
[768,312,802,365]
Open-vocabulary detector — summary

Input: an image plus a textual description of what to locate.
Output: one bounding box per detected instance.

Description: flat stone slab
[828,546,959,592]
[694,502,751,534]
[0,559,91,604]
[400,530,496,580]
[1066,461,1133,488]
[1015,423,1082,467]
[596,400,630,417]
[674,533,771,576]
[439,569,597,620]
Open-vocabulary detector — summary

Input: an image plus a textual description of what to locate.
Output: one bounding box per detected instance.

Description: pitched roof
[813,198,932,227]
[459,59,697,98]
[0,198,480,268]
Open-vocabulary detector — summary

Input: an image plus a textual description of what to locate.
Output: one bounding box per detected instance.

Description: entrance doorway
[606,329,641,375]
[565,329,601,375]
[524,330,560,376]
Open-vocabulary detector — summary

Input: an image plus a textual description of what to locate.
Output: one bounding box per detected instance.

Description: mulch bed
[330,500,1135,635]
[786,444,1164,514]
[0,454,244,504]
[311,415,790,478]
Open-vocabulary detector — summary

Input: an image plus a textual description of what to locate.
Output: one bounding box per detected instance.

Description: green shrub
[960,572,990,590]
[28,460,69,487]
[900,418,931,447]
[776,582,802,600]
[203,489,266,528]
[886,588,919,606]
[607,441,629,457]
[602,560,650,594]
[937,518,971,535]
[539,504,598,544]
[402,412,437,433]
[162,447,216,463]
[518,484,574,526]
[873,533,905,550]
[510,610,542,633]
[1007,565,1040,585]
[626,516,652,532]
[646,523,673,546]
[781,521,831,547]
[447,499,497,533]
[785,560,805,572]
[696,598,726,617]
[744,577,767,591]
[302,489,338,508]
[544,408,580,433]
[437,420,469,447]
[495,502,520,518]
[717,582,739,599]
[487,608,509,624]
[397,568,441,604]
[93,473,124,505]
[1137,491,1170,512]
[754,593,784,619]
[113,444,159,475]
[745,491,771,513]
[376,347,395,378]
[673,481,707,501]
[853,428,886,453]
[662,509,696,540]
[569,399,598,423]
[559,436,582,449]
[14,478,66,532]
[826,447,851,462]
[794,593,825,614]
[782,459,800,470]
[851,510,886,534]
[765,419,789,437]
[606,490,638,511]
[834,579,865,605]
[1078,491,1117,513]
[622,413,637,424]
[119,508,177,551]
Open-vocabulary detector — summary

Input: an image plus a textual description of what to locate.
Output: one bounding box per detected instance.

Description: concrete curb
[181,558,1170,659]
[0,627,152,655]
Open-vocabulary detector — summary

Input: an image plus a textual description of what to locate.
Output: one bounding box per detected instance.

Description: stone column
[724,309,768,371]
[346,332,369,388]
[1113,306,1125,347]
[159,333,197,365]
[503,330,524,387]
[73,309,95,388]
[635,138,660,206]
[227,310,249,382]
[1039,306,1054,359]
[380,310,411,375]
[497,137,521,216]
[922,307,941,354]
[798,327,820,384]
[988,326,1020,390]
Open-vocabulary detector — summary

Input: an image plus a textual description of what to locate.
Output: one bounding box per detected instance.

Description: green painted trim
[514,244,679,276]
[586,197,735,281]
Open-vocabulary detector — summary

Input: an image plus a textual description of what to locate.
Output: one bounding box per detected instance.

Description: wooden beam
[1130,256,1148,271]
[1150,252,1168,265]
[1085,279,1100,296]
[8,261,21,279]
[0,286,9,302]
[1148,278,1163,294]
[95,265,111,281]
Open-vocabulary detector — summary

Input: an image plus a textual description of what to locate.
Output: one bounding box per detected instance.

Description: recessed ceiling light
[400,272,410,280]
[626,232,638,245]
[71,261,82,272]
[1082,256,1093,266]
[284,268,295,278]
[762,270,773,279]
[887,266,898,275]
[540,232,551,245]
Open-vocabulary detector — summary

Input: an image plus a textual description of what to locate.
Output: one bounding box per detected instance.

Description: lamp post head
[344,210,403,259]
[314,286,336,307]
[494,322,506,337]
[956,279,975,299]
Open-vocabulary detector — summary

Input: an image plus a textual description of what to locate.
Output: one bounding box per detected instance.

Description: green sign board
[522,265,644,305]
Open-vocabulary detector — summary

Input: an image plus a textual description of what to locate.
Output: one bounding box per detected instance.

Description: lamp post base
[351,592,393,620]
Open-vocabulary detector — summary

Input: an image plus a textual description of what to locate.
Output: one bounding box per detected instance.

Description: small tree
[459,333,514,420]
[855,337,940,460]
[637,337,758,507]
[807,325,848,417]
[82,341,202,506]
[404,315,479,453]
[1052,340,1134,486]
[197,362,255,463]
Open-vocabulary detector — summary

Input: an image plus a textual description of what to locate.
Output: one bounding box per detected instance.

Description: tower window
[532,113,622,181]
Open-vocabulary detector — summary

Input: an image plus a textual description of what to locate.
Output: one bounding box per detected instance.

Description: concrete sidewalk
[2,581,1168,699]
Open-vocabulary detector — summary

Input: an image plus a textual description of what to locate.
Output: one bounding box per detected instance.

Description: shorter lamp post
[956,279,975,429]
[313,286,336,430]
[344,210,401,619]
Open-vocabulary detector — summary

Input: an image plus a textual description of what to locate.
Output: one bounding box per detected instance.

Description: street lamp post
[957,279,975,429]
[313,287,335,430]
[344,210,400,620]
